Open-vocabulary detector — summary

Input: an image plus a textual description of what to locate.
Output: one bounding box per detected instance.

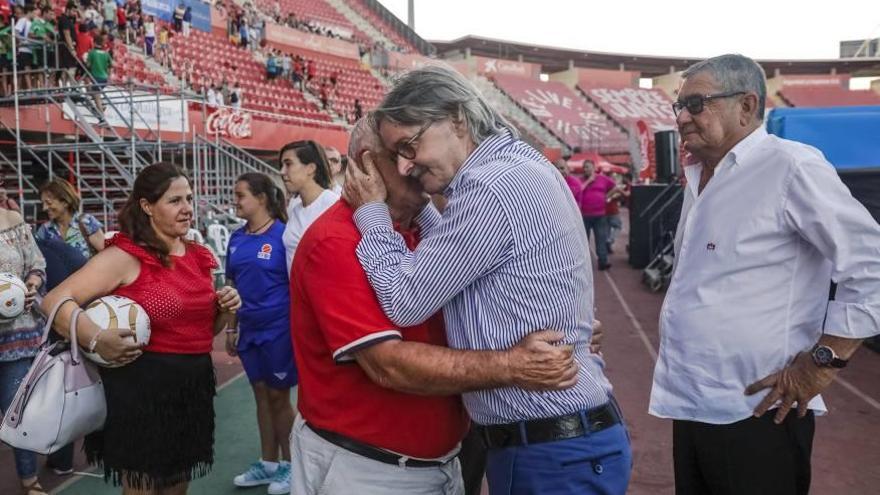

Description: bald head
[348,115,382,165]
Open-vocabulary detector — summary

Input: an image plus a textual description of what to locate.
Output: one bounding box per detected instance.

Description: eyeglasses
[672,91,746,117]
[394,121,433,161]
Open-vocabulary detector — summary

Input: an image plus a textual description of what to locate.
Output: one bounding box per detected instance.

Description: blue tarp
[766,106,880,171]
[142,0,211,33]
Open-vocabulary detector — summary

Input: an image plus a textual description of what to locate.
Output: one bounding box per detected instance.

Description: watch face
[814,346,833,365]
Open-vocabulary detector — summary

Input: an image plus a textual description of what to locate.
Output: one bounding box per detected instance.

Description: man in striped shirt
[344,65,631,495]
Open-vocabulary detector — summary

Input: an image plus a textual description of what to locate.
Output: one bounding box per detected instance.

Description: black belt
[306,423,449,468]
[476,401,622,449]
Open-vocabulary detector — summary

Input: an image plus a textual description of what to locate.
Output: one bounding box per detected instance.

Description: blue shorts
[238,331,298,389]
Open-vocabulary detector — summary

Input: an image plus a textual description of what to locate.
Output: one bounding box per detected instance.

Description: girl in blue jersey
[224,173,296,495]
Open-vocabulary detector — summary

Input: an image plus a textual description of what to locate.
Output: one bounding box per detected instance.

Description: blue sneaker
[233,461,277,487]
[267,461,291,495]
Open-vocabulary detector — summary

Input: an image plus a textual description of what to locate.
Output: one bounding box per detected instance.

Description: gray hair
[682,54,767,119]
[348,113,381,163]
[375,64,518,146]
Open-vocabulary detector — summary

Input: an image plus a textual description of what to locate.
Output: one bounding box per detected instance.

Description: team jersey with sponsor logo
[226,220,290,350]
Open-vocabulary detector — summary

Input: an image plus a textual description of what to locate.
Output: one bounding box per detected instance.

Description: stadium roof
[431,35,880,77]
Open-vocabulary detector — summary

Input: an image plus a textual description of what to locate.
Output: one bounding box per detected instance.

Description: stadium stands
[581,87,676,133]
[491,75,630,153]
[778,86,880,108]
[342,0,418,52]
[168,29,336,127]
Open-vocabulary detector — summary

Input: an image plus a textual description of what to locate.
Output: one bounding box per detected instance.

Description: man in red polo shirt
[289,116,580,494]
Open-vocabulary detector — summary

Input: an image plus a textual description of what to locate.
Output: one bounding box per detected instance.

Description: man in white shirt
[649,54,880,495]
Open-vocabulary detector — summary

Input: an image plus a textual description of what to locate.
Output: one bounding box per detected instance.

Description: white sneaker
[233,461,277,487]
[267,461,291,495]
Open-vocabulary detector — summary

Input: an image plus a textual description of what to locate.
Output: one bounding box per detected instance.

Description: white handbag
[0,297,107,454]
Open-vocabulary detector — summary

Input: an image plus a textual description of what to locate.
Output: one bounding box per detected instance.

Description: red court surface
[2,219,879,494]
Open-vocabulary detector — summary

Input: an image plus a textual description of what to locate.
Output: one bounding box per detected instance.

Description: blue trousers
[582,216,610,266]
[0,358,38,478]
[486,422,631,495]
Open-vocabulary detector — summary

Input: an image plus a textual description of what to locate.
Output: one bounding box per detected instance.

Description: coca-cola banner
[586,87,676,132]
[206,108,253,138]
[264,24,359,60]
[492,75,628,152]
[472,56,540,79]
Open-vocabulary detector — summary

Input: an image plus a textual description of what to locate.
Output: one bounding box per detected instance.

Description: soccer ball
[0,273,28,320]
[82,295,151,367]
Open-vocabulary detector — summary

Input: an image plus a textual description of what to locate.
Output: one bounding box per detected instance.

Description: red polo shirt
[290,201,468,458]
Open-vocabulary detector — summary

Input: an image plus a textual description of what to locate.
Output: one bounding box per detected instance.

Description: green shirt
[86,48,112,80]
[0,27,11,60]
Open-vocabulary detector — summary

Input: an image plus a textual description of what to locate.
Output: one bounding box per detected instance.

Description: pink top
[563,175,582,198]
[576,174,615,217]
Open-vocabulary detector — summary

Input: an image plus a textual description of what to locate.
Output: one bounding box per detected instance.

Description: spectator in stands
[343,64,630,495]
[55,2,78,86]
[142,14,155,57]
[182,5,191,37]
[650,53,880,495]
[172,1,184,32]
[305,59,315,82]
[85,32,111,119]
[102,0,116,32]
[280,52,291,79]
[36,178,106,259]
[291,55,303,89]
[224,173,295,495]
[265,50,277,80]
[238,16,248,49]
[83,3,101,30]
[324,146,344,195]
[28,7,53,89]
[156,24,171,68]
[230,81,242,110]
[353,98,363,121]
[0,15,13,96]
[0,207,47,495]
[115,3,125,39]
[206,83,219,107]
[13,5,34,90]
[575,160,615,270]
[318,80,329,110]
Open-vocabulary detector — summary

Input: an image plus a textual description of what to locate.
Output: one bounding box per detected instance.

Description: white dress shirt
[283,190,339,274]
[650,126,880,425]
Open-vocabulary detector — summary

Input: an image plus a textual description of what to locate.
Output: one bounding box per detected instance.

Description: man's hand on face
[504,330,579,391]
[343,150,387,210]
[744,351,838,423]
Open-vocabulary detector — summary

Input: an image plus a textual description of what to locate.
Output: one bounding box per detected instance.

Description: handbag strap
[69,308,84,365]
[41,296,76,345]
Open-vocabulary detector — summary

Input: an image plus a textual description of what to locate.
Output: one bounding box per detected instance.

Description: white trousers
[290,414,464,495]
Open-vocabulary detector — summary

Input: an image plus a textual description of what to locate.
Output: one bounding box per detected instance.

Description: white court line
[835,376,880,412]
[602,270,658,363]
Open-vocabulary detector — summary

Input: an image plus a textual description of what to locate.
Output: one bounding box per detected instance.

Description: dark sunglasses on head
[672,91,746,117]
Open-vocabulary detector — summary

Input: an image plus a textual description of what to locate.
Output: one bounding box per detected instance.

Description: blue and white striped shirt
[353,131,612,425]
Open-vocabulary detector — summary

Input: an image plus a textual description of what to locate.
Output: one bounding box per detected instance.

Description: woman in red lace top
[42,163,241,493]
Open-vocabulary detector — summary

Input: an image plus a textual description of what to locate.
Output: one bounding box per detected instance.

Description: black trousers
[673,410,815,495]
[458,425,488,495]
